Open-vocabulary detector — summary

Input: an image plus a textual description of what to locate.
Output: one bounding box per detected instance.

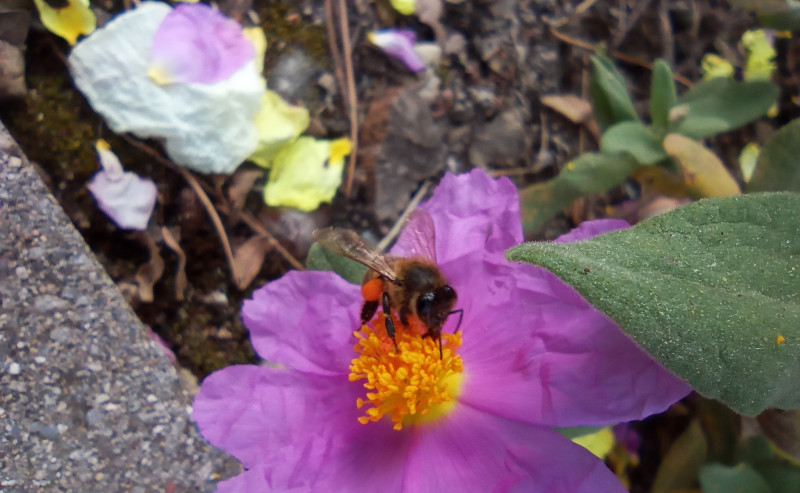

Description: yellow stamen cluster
[348,316,463,431]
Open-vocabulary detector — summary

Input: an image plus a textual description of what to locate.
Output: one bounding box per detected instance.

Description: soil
[2,1,798,490]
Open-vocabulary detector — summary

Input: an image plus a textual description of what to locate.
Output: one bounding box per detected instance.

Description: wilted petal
[87,140,156,230]
[69,2,264,174]
[403,405,626,492]
[248,90,310,167]
[368,29,426,72]
[241,270,360,375]
[32,0,96,45]
[263,137,351,211]
[148,3,254,85]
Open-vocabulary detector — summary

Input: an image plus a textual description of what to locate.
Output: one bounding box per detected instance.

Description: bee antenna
[449,309,464,333]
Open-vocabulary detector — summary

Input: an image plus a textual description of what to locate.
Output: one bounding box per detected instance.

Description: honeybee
[313,211,462,357]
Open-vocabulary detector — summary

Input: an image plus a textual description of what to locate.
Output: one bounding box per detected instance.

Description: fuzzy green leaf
[749,117,800,193]
[669,78,778,139]
[600,121,668,165]
[507,193,800,415]
[589,54,639,132]
[306,242,367,285]
[650,59,677,132]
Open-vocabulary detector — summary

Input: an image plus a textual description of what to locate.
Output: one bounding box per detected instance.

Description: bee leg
[382,292,399,353]
[360,300,379,325]
[399,306,409,326]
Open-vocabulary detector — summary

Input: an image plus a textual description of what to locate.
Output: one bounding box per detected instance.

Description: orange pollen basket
[348,314,464,431]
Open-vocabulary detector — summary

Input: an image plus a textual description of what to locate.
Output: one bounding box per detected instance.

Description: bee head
[416,285,457,329]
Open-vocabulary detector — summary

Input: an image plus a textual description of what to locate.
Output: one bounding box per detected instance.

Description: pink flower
[149,3,254,85]
[193,169,690,491]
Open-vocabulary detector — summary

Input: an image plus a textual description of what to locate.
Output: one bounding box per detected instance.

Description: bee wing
[397,209,437,262]
[313,227,398,281]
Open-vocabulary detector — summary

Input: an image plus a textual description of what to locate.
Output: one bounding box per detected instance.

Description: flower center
[348,314,463,431]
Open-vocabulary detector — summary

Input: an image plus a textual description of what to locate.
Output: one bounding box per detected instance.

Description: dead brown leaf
[0,40,25,101]
[541,94,600,139]
[161,226,187,301]
[417,0,445,44]
[226,167,262,213]
[233,235,272,290]
[663,133,741,198]
[133,231,165,303]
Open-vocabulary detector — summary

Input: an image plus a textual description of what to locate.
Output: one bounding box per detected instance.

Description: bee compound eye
[416,291,436,318]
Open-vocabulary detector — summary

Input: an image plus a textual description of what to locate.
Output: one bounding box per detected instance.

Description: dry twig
[376,180,432,252]
[550,28,693,88]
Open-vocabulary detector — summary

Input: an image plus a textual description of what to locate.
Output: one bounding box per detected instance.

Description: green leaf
[749,118,800,193]
[738,436,800,493]
[699,463,773,493]
[590,54,639,132]
[601,121,668,165]
[507,193,800,415]
[519,152,638,231]
[306,242,367,285]
[727,1,800,30]
[653,420,708,493]
[651,59,677,132]
[669,78,778,139]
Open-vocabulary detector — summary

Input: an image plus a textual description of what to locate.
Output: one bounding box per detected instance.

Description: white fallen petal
[88,141,157,230]
[68,3,264,174]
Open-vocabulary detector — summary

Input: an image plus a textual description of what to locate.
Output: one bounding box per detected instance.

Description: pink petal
[149,3,254,84]
[369,29,426,72]
[553,218,630,243]
[403,404,626,492]
[242,270,362,376]
[451,251,690,427]
[393,169,522,263]
[87,146,157,231]
[194,365,409,491]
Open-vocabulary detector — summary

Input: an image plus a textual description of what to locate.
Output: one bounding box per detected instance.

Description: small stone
[35,294,68,312]
[50,327,71,343]
[15,266,29,280]
[8,362,21,375]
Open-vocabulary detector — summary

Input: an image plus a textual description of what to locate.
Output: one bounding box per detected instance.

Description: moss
[258,1,329,64]
[2,72,98,179]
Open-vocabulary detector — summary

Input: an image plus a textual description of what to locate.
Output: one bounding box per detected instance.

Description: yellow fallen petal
[243,26,267,71]
[264,136,350,211]
[390,0,416,15]
[700,53,734,81]
[33,0,96,45]
[249,90,310,167]
[742,29,776,81]
[329,138,352,163]
[572,427,615,460]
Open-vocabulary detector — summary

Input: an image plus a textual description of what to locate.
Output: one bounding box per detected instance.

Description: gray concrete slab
[0,122,240,492]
